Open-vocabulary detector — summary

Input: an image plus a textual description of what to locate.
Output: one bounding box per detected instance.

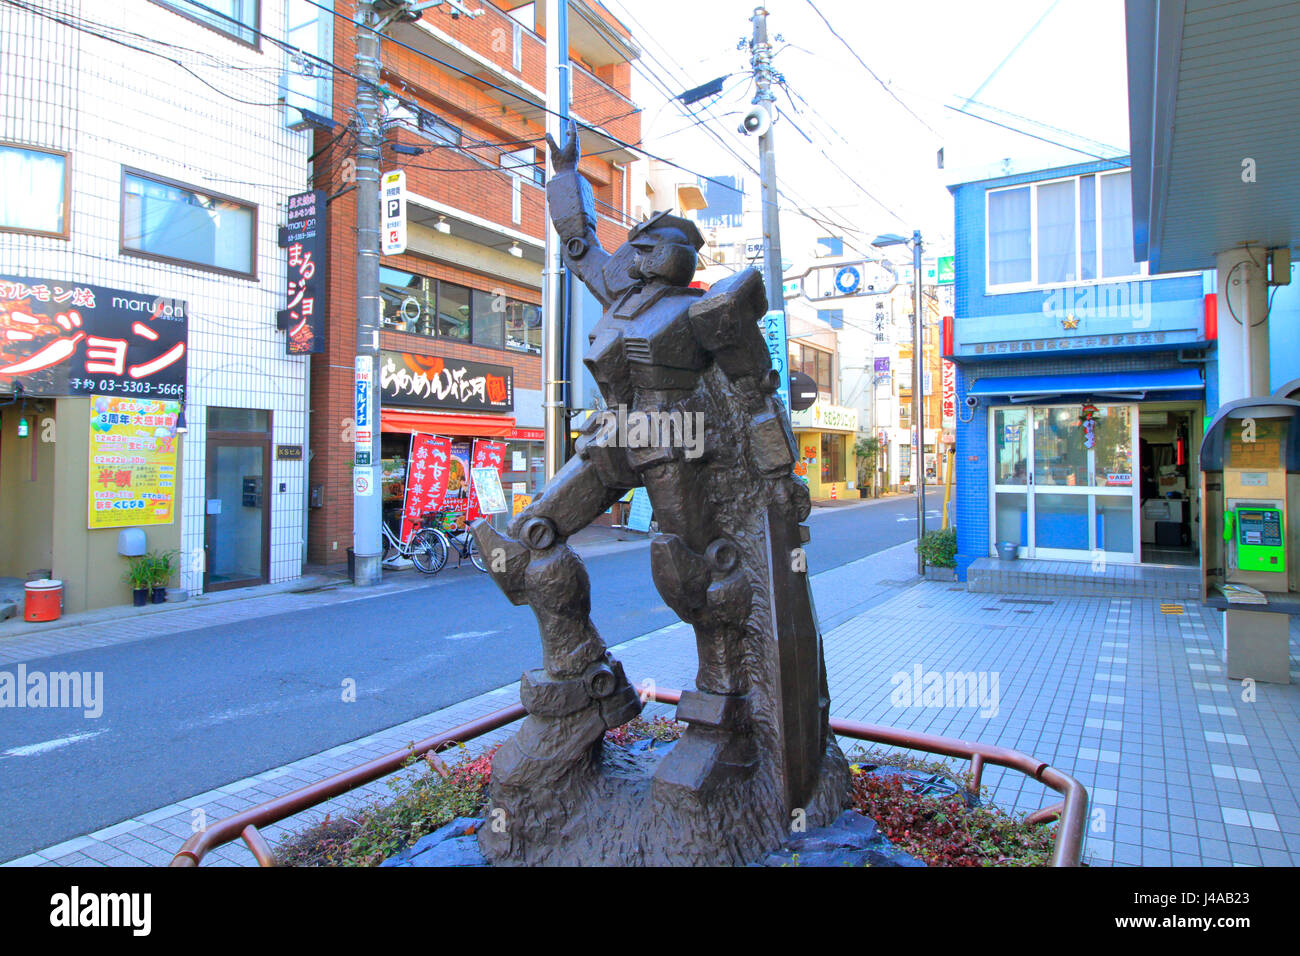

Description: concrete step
[967,556,1200,601]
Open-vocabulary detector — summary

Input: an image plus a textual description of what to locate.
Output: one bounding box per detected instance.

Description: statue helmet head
[625,210,704,287]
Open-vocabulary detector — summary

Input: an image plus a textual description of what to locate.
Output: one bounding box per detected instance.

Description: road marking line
[2,730,104,758]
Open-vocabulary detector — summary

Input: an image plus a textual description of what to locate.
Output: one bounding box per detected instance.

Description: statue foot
[491,655,641,790]
[470,518,531,605]
[652,690,756,805]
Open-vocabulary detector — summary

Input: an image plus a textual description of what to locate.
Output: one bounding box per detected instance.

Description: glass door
[204,409,272,591]
[990,403,1138,563]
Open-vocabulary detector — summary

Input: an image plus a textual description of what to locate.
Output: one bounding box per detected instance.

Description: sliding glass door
[990,403,1138,562]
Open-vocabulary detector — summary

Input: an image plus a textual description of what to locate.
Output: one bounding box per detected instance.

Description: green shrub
[918,527,957,568]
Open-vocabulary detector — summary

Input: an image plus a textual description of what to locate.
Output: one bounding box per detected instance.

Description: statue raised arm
[545,122,619,308]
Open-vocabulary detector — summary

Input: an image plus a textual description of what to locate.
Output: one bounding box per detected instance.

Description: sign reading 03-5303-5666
[0,276,187,398]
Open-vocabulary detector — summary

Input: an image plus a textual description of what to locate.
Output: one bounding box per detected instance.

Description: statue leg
[636,459,757,802]
[471,444,642,859]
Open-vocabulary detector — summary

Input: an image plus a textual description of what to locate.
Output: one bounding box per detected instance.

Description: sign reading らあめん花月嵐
[88,396,180,529]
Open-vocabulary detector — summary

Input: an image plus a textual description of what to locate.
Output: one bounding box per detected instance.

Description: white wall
[0,0,314,594]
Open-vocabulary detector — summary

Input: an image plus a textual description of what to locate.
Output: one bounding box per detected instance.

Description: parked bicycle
[380,514,447,574]
[422,509,487,573]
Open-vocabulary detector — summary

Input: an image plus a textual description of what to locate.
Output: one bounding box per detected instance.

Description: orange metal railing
[170,688,1088,867]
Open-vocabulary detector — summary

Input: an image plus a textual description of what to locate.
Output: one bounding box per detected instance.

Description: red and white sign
[941,359,956,431]
[400,433,452,542]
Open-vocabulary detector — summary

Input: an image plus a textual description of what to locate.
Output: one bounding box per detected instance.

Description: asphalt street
[0,492,945,860]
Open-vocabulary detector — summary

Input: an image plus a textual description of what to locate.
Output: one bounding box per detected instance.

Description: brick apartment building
[307,0,641,565]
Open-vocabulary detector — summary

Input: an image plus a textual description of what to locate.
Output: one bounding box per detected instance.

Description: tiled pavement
[4,536,1299,867]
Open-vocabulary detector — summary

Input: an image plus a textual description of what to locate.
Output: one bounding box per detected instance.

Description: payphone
[1200,398,1300,684]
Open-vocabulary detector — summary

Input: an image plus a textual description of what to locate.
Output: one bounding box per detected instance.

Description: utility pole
[543,0,572,480]
[751,6,783,314]
[352,0,385,587]
[911,229,924,575]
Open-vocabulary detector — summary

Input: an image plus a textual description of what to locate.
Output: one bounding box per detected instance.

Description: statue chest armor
[584,286,707,401]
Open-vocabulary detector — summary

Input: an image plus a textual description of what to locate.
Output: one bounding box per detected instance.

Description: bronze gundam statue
[471,124,848,865]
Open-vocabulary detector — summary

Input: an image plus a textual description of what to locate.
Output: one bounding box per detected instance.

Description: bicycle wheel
[467,531,488,572]
[411,529,448,574]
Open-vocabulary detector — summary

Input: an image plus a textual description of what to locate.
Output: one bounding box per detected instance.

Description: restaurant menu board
[471,466,508,515]
[88,395,180,529]
[467,440,506,521]
[399,433,452,543]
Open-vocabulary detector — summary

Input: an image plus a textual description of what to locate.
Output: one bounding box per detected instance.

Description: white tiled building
[1,0,326,609]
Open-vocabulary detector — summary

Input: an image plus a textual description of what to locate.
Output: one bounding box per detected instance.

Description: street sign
[761,309,791,415]
[797,259,897,301]
[788,369,817,412]
[381,170,406,256]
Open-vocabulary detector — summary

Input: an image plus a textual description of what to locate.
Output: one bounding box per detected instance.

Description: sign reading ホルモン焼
[87,395,180,529]
[1,276,187,399]
[276,190,326,354]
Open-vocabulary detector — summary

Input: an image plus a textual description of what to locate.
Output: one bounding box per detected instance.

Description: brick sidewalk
[6,538,1299,867]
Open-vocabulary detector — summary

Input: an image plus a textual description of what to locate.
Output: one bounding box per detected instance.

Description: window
[382,96,461,147]
[501,147,544,187]
[154,1,259,46]
[379,268,538,351]
[471,293,505,350]
[505,300,542,353]
[381,267,432,334]
[986,171,1141,290]
[418,110,460,147]
[121,170,256,277]
[0,143,68,238]
[795,345,832,394]
[435,282,471,340]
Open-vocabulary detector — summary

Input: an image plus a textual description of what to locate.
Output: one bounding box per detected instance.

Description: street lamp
[873,229,926,575]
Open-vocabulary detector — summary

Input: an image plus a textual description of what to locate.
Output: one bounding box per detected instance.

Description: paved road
[0,493,943,860]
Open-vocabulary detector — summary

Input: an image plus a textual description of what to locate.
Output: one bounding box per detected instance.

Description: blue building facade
[949,159,1216,579]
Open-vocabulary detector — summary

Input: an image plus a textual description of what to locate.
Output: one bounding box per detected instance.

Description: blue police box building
[947,158,1217,580]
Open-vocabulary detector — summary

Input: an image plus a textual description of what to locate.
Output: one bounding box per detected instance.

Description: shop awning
[381,409,517,437]
[968,367,1204,402]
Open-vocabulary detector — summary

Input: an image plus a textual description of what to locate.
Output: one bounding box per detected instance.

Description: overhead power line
[803,0,942,139]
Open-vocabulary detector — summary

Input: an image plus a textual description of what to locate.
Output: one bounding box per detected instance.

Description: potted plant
[148,549,177,604]
[854,436,880,498]
[124,555,153,607]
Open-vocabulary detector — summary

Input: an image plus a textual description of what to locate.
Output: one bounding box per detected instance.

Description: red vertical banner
[467,439,506,522]
[400,433,452,542]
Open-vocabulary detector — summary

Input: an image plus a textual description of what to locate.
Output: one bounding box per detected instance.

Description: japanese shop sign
[381,171,406,256]
[379,351,513,412]
[467,439,506,521]
[1,276,187,399]
[87,395,180,529]
[400,432,452,542]
[277,190,326,354]
[790,401,858,432]
[941,359,956,430]
[355,355,373,464]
